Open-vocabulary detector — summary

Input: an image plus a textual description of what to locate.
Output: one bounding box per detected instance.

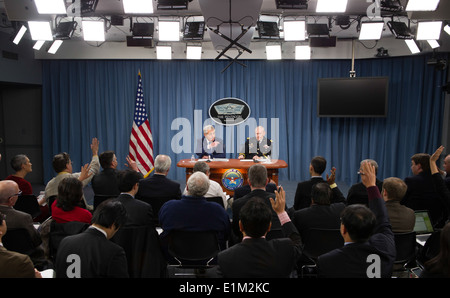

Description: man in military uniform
[238,126,272,160]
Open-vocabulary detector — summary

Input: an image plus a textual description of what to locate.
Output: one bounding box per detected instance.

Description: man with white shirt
[182,161,228,209]
[55,199,129,278]
[238,126,272,160]
[196,125,226,159]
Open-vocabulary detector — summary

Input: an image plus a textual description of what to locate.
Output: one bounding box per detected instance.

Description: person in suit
[347,159,383,206]
[44,137,100,211]
[231,164,283,243]
[159,171,231,257]
[55,199,129,278]
[317,161,396,278]
[382,177,415,233]
[401,152,448,228]
[195,125,226,159]
[0,211,42,278]
[216,187,302,278]
[91,150,121,198]
[292,182,345,243]
[293,156,345,211]
[135,154,181,224]
[238,126,272,160]
[182,161,227,209]
[233,182,277,202]
[114,169,153,227]
[443,154,450,191]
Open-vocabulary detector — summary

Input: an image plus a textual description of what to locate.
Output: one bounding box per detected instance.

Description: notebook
[413,210,434,245]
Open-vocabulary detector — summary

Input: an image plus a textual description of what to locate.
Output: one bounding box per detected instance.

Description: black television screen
[317,76,388,117]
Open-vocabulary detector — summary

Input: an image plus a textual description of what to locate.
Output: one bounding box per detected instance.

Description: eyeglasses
[8,190,22,199]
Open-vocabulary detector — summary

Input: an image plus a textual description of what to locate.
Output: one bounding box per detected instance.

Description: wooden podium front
[177,159,288,197]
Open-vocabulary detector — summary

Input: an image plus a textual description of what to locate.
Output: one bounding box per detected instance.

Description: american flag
[129,72,154,176]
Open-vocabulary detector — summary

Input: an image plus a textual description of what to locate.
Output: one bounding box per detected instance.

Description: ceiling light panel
[416,21,442,40]
[82,20,105,41]
[283,21,306,41]
[158,21,180,41]
[123,0,154,14]
[316,0,348,13]
[405,0,440,11]
[359,22,384,40]
[34,0,67,14]
[28,21,54,41]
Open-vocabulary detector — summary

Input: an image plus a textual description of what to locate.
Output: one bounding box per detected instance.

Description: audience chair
[167,230,220,277]
[138,195,179,226]
[417,230,441,267]
[48,220,89,262]
[47,195,57,215]
[266,228,284,240]
[2,228,36,255]
[393,231,418,276]
[206,196,225,208]
[14,195,41,219]
[111,225,167,278]
[93,195,117,210]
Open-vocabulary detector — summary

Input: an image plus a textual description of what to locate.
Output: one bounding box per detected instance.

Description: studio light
[186,45,202,60]
[427,40,440,49]
[445,24,450,35]
[405,39,420,54]
[306,23,329,36]
[33,40,45,50]
[132,23,154,39]
[28,21,54,41]
[359,22,384,40]
[80,0,99,16]
[34,0,66,14]
[157,0,189,10]
[82,20,105,41]
[183,22,205,40]
[380,0,404,13]
[387,21,413,39]
[257,21,280,39]
[295,45,311,60]
[13,25,27,45]
[416,21,442,40]
[48,40,63,54]
[54,21,77,40]
[158,21,180,41]
[156,45,172,59]
[123,0,154,14]
[316,0,348,13]
[266,44,282,60]
[283,21,306,41]
[405,0,440,11]
[275,0,308,10]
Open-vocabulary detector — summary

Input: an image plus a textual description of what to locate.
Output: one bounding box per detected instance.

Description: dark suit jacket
[292,203,345,241]
[55,227,129,278]
[293,177,345,210]
[195,136,226,159]
[445,174,450,192]
[233,183,277,201]
[240,137,272,159]
[317,186,396,278]
[231,189,282,242]
[385,200,415,233]
[0,246,36,278]
[401,172,447,226]
[347,179,383,206]
[216,220,302,278]
[114,193,154,227]
[91,168,121,196]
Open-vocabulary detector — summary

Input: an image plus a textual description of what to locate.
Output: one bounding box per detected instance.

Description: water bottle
[191,155,195,162]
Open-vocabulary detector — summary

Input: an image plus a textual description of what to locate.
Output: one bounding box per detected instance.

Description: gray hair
[203,125,215,134]
[187,171,210,197]
[360,159,378,174]
[154,154,171,173]
[193,161,210,174]
[10,154,28,172]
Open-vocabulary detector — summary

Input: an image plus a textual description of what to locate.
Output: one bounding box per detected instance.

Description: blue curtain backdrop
[41,54,447,186]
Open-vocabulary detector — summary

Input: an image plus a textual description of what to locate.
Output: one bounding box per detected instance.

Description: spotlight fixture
[158,21,180,41]
[123,0,154,14]
[380,0,404,13]
[283,21,306,41]
[405,39,420,54]
[256,21,280,39]
[28,21,54,41]
[416,21,442,40]
[316,0,348,13]
[34,0,67,14]
[132,23,154,39]
[387,21,413,39]
[48,40,63,54]
[54,21,77,40]
[80,0,99,16]
[405,0,440,11]
[82,20,105,41]
[306,23,329,36]
[157,0,189,10]
[275,0,308,10]
[375,47,389,57]
[13,25,27,45]
[359,22,384,40]
[295,45,311,60]
[183,22,205,40]
[266,44,282,60]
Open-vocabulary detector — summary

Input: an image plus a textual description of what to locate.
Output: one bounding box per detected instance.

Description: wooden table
[177,158,288,197]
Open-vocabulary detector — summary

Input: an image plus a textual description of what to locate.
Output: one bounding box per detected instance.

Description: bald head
[0,180,20,206]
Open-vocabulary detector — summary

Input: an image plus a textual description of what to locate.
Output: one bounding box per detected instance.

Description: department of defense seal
[221,169,244,191]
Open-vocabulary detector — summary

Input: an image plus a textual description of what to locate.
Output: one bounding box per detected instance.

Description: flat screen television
[317,76,388,117]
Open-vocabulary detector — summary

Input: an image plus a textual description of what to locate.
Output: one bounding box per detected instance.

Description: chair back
[167,230,220,266]
[48,221,89,261]
[394,231,417,265]
[111,225,167,278]
[266,228,284,241]
[138,195,179,225]
[303,228,343,259]
[14,195,41,218]
[93,195,117,210]
[47,195,57,215]
[2,228,36,255]
[206,196,225,208]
